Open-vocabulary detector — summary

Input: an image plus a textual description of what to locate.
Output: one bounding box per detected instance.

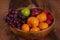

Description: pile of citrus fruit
[4,7,54,32]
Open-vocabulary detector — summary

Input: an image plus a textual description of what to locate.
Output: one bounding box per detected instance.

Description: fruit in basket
[31,8,40,16]
[46,19,52,25]
[18,15,27,23]
[47,14,53,20]
[30,27,40,32]
[27,17,39,27]
[37,12,47,22]
[18,15,28,23]
[21,8,30,16]
[4,8,54,32]
[43,10,48,14]
[39,22,49,30]
[21,24,30,32]
[46,13,53,25]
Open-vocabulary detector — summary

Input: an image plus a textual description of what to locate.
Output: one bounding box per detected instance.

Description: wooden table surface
[0,0,60,40]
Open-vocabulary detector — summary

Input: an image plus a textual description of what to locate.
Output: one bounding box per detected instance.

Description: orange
[21,24,30,32]
[30,27,40,32]
[37,12,47,22]
[39,22,49,30]
[27,17,39,27]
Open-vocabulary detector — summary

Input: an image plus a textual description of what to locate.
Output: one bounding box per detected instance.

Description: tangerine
[39,22,48,30]
[30,27,40,32]
[21,24,30,32]
[27,17,39,27]
[37,12,47,22]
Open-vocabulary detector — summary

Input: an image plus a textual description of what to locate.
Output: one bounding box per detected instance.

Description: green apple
[21,7,30,16]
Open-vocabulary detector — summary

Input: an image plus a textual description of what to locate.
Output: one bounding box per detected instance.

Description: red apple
[31,8,40,16]
[43,10,48,14]
[46,19,52,25]
[31,8,37,11]
[47,14,53,20]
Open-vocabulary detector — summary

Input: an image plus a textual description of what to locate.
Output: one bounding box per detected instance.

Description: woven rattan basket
[10,7,55,39]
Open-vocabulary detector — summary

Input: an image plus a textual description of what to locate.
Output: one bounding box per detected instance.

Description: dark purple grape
[9,22,12,25]
[9,9,15,14]
[21,16,26,20]
[17,19,21,22]
[11,10,15,13]
[9,9,18,16]
[3,16,7,21]
[14,18,19,21]
[6,17,10,21]
[18,14,22,18]
[3,14,9,20]
[21,20,26,24]
[8,14,14,18]
[16,23,21,29]
[13,14,18,18]
[13,19,20,28]
[9,18,14,23]
[15,11,18,14]
[4,9,29,29]
[17,24,21,27]
[7,18,13,25]
[13,20,18,24]
[13,20,21,28]
[13,19,20,25]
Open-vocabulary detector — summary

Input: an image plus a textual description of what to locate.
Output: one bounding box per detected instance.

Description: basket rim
[10,7,55,33]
